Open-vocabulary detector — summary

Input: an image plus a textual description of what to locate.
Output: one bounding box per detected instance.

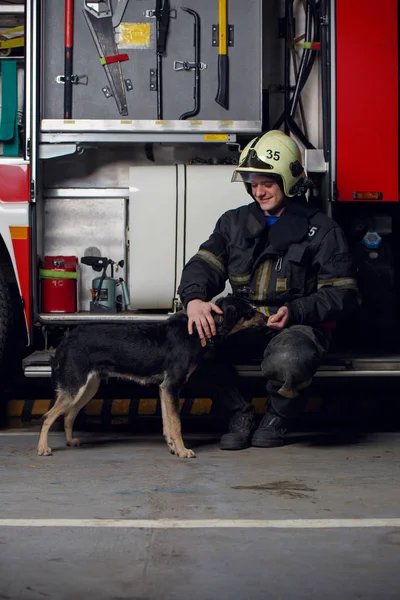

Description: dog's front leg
[159,382,195,458]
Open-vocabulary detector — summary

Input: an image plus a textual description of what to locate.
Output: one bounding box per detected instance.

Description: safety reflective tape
[255,261,272,300]
[256,306,270,317]
[276,278,287,292]
[196,250,226,278]
[5,396,325,420]
[318,277,358,290]
[39,269,78,279]
[9,226,28,240]
[32,400,51,415]
[229,272,251,285]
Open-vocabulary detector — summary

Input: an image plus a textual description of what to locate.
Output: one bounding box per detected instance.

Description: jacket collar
[244,199,320,252]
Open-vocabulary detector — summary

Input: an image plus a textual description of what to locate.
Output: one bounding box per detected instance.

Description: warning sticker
[117,23,153,49]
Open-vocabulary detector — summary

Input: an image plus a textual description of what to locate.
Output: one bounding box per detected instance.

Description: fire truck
[0,0,398,382]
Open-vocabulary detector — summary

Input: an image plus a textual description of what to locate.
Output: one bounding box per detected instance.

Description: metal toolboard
[40,0,262,139]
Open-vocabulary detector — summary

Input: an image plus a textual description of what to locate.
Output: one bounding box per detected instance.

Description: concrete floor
[0,427,400,599]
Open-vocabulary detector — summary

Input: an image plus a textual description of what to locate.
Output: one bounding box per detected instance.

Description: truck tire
[0,267,12,371]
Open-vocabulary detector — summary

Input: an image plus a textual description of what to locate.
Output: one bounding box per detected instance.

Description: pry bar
[178,7,202,120]
[155,0,171,119]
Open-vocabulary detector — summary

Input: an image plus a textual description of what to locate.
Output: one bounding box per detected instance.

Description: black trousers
[192,325,330,421]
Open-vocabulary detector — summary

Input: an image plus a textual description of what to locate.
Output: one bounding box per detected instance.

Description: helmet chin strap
[289,166,312,197]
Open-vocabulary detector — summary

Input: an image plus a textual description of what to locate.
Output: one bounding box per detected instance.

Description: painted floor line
[0,518,400,529]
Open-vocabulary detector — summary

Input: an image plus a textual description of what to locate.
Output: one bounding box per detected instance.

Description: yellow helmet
[232,130,310,197]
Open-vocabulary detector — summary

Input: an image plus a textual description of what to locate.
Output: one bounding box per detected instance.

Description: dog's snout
[252,310,268,326]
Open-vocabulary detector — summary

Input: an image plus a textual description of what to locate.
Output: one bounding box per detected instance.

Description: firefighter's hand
[267,306,289,330]
[187,299,223,347]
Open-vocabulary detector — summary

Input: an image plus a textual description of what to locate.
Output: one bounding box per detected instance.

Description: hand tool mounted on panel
[213,0,234,110]
[82,0,131,116]
[174,7,206,120]
[56,1,88,118]
[149,0,176,120]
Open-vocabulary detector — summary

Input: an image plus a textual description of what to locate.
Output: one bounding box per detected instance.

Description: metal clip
[275,257,283,272]
[173,60,207,71]
[56,74,88,85]
[149,69,157,91]
[102,86,112,98]
[125,78,133,91]
[145,8,177,19]
[212,24,235,47]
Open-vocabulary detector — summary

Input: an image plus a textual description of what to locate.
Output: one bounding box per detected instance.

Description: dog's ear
[212,312,224,330]
[214,304,237,334]
[235,286,255,301]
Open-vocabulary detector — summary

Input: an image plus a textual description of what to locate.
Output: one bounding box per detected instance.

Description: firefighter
[178,130,359,450]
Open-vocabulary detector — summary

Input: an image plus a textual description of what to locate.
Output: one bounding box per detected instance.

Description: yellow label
[63,120,75,124]
[118,23,151,48]
[120,120,132,124]
[221,120,234,125]
[190,120,203,125]
[155,120,167,125]
[204,134,229,141]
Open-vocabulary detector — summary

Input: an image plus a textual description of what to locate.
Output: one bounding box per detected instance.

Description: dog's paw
[37,445,52,456]
[165,437,177,455]
[66,438,80,447]
[178,448,196,459]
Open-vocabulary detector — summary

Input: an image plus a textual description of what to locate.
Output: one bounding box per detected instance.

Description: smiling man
[178,130,360,450]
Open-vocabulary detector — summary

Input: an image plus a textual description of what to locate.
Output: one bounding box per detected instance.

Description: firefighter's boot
[251,410,288,447]
[220,408,257,451]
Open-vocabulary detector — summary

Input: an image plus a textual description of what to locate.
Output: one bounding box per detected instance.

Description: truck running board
[22,352,400,379]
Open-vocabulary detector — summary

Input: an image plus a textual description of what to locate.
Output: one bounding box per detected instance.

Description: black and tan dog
[37,295,266,458]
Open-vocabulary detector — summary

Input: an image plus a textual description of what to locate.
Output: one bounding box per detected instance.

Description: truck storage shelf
[37,312,170,325]
[41,119,257,133]
[40,130,239,145]
[22,350,400,379]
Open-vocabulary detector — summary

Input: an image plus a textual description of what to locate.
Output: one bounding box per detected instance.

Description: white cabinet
[129,164,249,310]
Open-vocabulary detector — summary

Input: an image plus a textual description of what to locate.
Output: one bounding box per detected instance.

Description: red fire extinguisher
[40,256,78,313]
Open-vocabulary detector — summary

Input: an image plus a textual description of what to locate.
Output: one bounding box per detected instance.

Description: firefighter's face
[250,174,285,216]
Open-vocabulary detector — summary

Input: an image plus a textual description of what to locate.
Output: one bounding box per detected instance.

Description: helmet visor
[231,170,278,184]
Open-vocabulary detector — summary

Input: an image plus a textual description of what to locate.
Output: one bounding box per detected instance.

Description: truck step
[22,351,400,379]
[22,350,54,378]
[236,356,400,378]
[38,312,169,325]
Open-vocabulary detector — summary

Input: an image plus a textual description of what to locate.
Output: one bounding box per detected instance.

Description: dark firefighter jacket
[178,199,359,326]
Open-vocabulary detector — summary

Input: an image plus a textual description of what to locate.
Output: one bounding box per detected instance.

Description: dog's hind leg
[37,391,72,456]
[159,381,195,459]
[64,374,100,447]
[160,391,176,455]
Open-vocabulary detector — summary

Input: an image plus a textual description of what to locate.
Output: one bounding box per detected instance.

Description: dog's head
[212,294,267,337]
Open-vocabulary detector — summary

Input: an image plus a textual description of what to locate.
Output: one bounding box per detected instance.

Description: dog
[37,295,266,458]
